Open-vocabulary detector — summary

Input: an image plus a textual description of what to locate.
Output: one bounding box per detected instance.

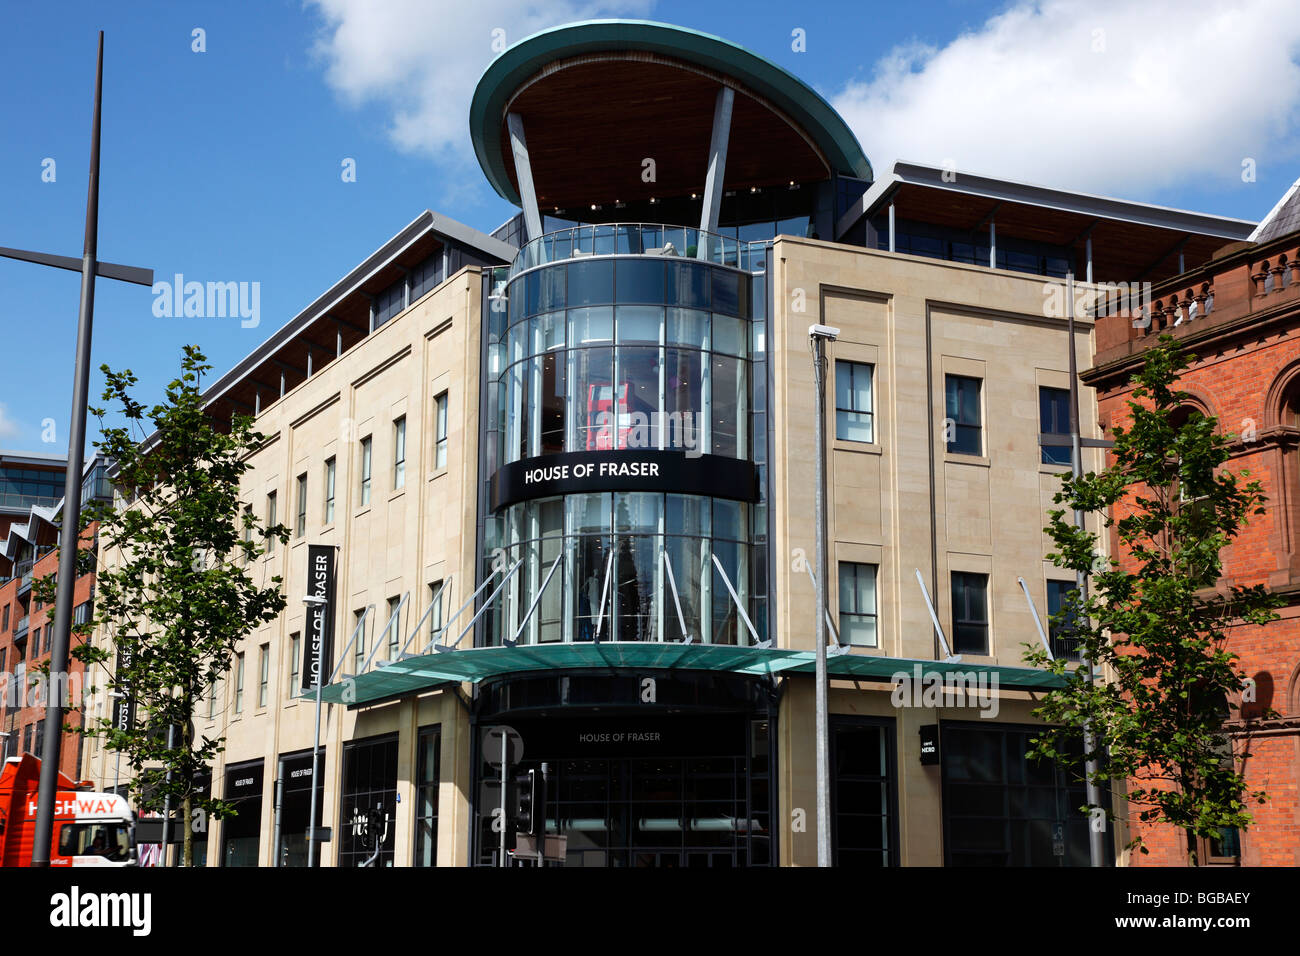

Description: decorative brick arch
[1288,661,1300,718]
[1264,357,1300,429]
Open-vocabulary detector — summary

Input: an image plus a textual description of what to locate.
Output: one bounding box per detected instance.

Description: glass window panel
[1039,386,1072,465]
[567,346,615,451]
[567,259,614,307]
[615,306,663,344]
[712,499,743,542]
[711,269,741,316]
[615,492,663,533]
[566,492,612,536]
[568,307,613,346]
[666,308,709,349]
[570,533,612,642]
[664,348,705,454]
[538,352,566,455]
[710,355,747,459]
[712,314,747,358]
[666,495,709,538]
[613,534,659,642]
[538,266,565,313]
[534,311,565,352]
[710,540,748,645]
[666,262,710,309]
[616,347,661,450]
[615,259,665,304]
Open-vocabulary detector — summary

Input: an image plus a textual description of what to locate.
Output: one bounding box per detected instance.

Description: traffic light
[513,768,547,837]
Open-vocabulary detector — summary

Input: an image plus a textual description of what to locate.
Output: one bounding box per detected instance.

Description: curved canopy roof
[470,20,872,210]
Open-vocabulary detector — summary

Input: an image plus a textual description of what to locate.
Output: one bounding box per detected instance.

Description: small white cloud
[832,0,1300,196]
[0,404,20,441]
[307,0,655,167]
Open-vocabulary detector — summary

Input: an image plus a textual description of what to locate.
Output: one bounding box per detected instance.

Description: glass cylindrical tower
[481,225,769,647]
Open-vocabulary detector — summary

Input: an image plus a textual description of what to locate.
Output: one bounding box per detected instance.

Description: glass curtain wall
[482,251,770,649]
[498,259,752,462]
[486,492,761,646]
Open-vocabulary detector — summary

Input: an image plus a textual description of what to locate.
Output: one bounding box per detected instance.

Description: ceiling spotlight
[649,197,658,204]
[590,203,601,211]
[691,192,697,200]
[750,186,759,193]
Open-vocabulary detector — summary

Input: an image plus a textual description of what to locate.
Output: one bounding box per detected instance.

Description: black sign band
[490,450,759,511]
[302,545,338,694]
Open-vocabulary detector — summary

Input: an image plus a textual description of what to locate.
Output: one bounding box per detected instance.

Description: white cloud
[832,0,1300,196]
[307,0,655,167]
[0,404,20,442]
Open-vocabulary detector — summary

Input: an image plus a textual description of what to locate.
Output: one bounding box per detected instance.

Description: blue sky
[3,0,1299,454]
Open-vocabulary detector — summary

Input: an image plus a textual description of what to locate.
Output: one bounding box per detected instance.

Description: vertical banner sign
[302,545,337,694]
[115,647,136,737]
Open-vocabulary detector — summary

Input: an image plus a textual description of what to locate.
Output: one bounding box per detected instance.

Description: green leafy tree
[1025,336,1281,864]
[74,345,287,866]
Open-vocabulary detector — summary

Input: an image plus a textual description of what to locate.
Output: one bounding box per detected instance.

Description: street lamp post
[809,322,839,868]
[1,33,153,867]
[303,593,328,868]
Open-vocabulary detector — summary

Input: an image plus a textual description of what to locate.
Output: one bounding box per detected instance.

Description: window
[945,375,983,456]
[950,571,989,654]
[234,652,245,713]
[360,437,372,506]
[295,473,308,537]
[838,562,878,647]
[59,822,131,862]
[835,361,874,443]
[207,679,218,720]
[428,581,445,646]
[1046,580,1081,660]
[242,505,253,564]
[323,457,336,524]
[34,719,44,759]
[393,417,406,490]
[434,392,448,470]
[414,726,441,866]
[2,604,8,631]
[354,609,368,671]
[266,492,277,554]
[832,719,897,866]
[373,279,405,329]
[289,633,301,696]
[258,643,269,708]
[22,724,32,756]
[1040,386,1072,466]
[386,596,402,658]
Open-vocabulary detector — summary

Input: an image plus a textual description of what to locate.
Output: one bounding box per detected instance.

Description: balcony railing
[14,615,29,640]
[510,222,768,277]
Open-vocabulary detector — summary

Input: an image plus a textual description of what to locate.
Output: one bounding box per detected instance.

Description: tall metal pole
[1068,273,1106,868]
[308,595,326,868]
[499,731,508,867]
[159,722,175,865]
[810,329,833,867]
[31,32,104,867]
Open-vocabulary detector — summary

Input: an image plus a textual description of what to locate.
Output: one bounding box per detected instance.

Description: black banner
[114,647,136,737]
[302,545,338,694]
[489,449,759,510]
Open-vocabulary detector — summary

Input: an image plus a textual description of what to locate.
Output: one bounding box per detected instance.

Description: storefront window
[222,761,264,867]
[414,726,440,867]
[339,734,398,868]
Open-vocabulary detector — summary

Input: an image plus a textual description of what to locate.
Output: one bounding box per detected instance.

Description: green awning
[316,642,1066,707]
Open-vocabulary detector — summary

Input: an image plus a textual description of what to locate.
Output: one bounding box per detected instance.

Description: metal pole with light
[303,593,328,867]
[1066,273,1108,868]
[809,322,839,867]
[2,33,154,867]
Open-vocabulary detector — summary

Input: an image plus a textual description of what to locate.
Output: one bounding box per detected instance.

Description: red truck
[0,753,136,866]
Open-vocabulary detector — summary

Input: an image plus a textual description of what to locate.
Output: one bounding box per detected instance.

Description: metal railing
[510,222,769,277]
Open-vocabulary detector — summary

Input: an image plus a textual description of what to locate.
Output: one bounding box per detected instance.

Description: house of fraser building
[79,20,1260,866]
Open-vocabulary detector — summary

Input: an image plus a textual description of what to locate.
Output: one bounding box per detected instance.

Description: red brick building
[1083,184,1300,866]
[0,455,111,782]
